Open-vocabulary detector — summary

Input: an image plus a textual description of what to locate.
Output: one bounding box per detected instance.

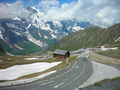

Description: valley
[0,0,120,90]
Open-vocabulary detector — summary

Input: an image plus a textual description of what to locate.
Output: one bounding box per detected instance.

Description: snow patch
[80,61,120,88]
[6,23,22,30]
[27,34,45,47]
[51,34,57,38]
[12,31,21,36]
[25,57,39,60]
[100,46,118,51]
[14,44,23,50]
[6,52,14,56]
[0,60,3,62]
[0,62,61,80]
[53,21,62,27]
[41,24,51,31]
[114,37,120,42]
[72,26,84,31]
[0,30,3,40]
[44,35,48,39]
[26,24,31,29]
[13,17,21,21]
[0,71,56,86]
[38,33,41,37]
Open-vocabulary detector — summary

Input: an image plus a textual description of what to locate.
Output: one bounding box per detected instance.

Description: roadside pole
[66,58,69,64]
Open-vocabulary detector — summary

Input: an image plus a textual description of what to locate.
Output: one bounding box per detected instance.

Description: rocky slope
[0,7,91,55]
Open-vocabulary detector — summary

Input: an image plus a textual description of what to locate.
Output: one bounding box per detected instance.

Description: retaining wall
[89,52,120,65]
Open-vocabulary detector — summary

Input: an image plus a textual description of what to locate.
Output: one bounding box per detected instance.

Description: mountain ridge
[0,7,92,55]
[49,23,120,51]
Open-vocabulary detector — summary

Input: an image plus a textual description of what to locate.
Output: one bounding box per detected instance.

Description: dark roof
[53,49,69,55]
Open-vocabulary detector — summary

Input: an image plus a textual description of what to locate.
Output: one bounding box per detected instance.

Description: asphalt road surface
[0,57,93,90]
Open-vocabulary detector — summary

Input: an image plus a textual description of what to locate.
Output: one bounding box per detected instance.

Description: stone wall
[89,52,120,65]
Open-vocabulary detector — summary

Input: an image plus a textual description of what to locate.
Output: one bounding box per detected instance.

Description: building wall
[65,52,70,57]
[53,54,65,58]
[53,51,70,58]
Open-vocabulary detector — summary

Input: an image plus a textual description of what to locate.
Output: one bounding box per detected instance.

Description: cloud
[0,0,29,19]
[0,0,119,26]
[39,0,59,12]
[43,0,120,26]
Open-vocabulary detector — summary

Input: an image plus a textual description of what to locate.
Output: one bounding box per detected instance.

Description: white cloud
[0,0,29,19]
[0,0,119,26]
[41,0,120,26]
[96,7,120,25]
[39,0,59,12]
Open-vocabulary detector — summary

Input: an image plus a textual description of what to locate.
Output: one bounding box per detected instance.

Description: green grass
[69,56,77,63]
[49,24,120,51]
[93,82,101,86]
[0,56,63,69]
[90,77,120,87]
[0,40,43,55]
[112,77,120,81]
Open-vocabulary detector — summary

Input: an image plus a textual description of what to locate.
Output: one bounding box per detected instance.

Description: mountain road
[0,52,93,90]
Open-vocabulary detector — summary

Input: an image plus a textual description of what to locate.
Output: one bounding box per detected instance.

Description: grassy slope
[0,40,43,55]
[0,44,6,55]
[49,23,120,51]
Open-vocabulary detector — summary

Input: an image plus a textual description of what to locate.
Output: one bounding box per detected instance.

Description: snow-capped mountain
[0,7,91,55]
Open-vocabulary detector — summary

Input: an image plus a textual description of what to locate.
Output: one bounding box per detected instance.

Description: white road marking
[52,60,77,80]
[49,82,58,86]
[53,82,65,88]
[49,77,56,80]
[73,61,86,82]
[40,81,53,85]
[61,61,86,88]
[63,73,76,81]
[61,61,77,76]
[60,82,72,88]
[76,66,79,68]
[56,75,60,78]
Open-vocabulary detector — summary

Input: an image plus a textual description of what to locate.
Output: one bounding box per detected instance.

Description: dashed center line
[73,61,86,81]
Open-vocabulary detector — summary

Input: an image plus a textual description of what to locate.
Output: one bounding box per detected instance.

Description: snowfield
[80,61,120,88]
[0,62,61,80]
[100,46,118,51]
[0,71,57,86]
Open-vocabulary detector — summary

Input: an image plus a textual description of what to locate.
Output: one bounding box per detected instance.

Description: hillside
[0,45,6,56]
[0,39,43,55]
[49,23,120,51]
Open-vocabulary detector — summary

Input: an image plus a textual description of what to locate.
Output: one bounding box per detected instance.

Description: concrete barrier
[89,52,120,65]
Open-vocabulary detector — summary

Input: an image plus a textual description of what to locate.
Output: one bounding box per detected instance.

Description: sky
[0,0,120,26]
[0,0,73,6]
